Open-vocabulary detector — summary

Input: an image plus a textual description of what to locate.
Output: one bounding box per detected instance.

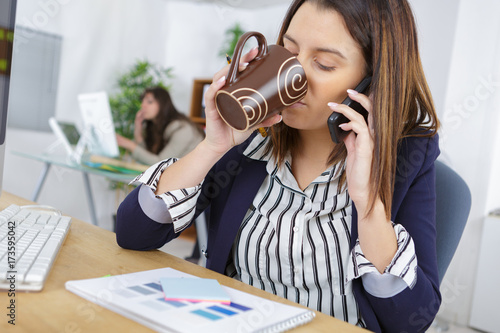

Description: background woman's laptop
[49,93,147,172]
[49,91,119,162]
[48,117,81,157]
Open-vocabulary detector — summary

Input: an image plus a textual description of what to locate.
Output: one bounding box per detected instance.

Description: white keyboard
[0,204,71,291]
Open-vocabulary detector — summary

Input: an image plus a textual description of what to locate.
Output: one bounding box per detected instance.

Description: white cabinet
[469,213,500,333]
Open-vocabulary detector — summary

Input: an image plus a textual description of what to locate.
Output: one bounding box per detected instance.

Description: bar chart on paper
[65,267,315,333]
[110,280,252,325]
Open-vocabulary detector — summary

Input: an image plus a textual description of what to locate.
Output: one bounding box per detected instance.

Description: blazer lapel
[208,156,268,273]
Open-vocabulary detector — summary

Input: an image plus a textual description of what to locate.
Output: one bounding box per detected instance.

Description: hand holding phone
[327,76,372,143]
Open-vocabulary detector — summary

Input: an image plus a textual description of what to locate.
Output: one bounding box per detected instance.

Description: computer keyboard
[0,204,71,291]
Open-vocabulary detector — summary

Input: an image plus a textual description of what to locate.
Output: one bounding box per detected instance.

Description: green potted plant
[219,22,245,58]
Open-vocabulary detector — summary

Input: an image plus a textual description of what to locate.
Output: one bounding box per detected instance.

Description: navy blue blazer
[116,134,441,333]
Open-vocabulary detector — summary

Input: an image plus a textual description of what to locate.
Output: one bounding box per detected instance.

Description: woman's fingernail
[217,76,226,83]
[328,102,338,108]
[339,123,348,129]
[240,62,249,68]
[251,46,259,52]
[347,89,358,95]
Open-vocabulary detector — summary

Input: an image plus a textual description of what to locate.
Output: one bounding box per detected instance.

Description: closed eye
[315,59,336,72]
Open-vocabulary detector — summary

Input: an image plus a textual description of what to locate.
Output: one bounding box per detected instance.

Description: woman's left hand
[330,91,397,272]
[328,90,375,216]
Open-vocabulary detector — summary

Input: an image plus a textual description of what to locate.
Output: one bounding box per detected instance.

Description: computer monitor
[78,91,119,158]
[0,0,17,196]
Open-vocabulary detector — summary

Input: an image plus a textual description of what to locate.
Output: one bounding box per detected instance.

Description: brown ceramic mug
[215,31,308,131]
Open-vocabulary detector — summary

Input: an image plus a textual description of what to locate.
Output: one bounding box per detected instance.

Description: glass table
[12,150,144,226]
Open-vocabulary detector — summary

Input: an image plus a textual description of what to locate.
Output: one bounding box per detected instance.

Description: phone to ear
[327,76,372,143]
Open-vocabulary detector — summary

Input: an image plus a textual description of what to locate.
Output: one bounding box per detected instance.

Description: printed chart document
[65,267,315,333]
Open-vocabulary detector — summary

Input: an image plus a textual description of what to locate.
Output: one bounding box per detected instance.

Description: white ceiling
[176,0,291,9]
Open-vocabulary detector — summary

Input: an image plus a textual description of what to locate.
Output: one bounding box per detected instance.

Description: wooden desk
[0,192,366,333]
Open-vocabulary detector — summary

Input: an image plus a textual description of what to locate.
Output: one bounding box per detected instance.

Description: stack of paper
[65,267,315,333]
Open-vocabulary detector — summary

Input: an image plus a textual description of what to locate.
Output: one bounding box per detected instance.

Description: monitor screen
[59,122,80,146]
[78,91,119,158]
[0,0,17,196]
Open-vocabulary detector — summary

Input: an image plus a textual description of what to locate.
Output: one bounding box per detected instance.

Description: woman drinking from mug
[116,1,441,331]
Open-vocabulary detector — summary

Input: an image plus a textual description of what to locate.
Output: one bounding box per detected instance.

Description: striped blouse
[133,135,418,327]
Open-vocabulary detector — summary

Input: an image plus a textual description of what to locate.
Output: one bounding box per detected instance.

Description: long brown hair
[269,0,440,218]
[142,87,202,154]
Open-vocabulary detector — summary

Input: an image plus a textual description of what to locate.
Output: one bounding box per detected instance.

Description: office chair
[434,160,471,285]
[430,160,471,332]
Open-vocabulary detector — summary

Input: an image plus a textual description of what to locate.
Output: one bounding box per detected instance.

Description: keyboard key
[56,218,71,232]
[38,240,61,262]
[37,214,50,225]
[30,224,44,231]
[47,216,59,225]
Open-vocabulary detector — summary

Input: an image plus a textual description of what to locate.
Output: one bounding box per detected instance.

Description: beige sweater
[131,119,204,165]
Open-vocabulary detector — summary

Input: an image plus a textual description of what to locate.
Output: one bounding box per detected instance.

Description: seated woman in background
[116,86,204,165]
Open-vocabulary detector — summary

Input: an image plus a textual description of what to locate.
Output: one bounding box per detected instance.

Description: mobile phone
[327,76,372,143]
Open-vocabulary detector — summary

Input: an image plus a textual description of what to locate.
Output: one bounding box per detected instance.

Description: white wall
[409,0,461,114]
[434,0,500,326]
[15,0,170,124]
[410,0,500,326]
[13,0,289,120]
[163,1,289,113]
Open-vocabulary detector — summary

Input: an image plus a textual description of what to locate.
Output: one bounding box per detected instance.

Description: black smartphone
[327,76,372,143]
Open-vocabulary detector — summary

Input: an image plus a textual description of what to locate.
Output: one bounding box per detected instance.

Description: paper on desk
[65,267,315,333]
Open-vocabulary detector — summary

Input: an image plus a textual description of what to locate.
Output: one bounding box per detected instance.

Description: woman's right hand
[154,48,281,194]
[202,47,282,156]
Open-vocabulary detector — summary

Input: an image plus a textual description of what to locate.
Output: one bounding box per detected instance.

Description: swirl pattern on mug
[231,88,268,127]
[277,57,308,106]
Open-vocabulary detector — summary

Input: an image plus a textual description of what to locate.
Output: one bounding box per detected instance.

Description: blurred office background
[2,0,499,331]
